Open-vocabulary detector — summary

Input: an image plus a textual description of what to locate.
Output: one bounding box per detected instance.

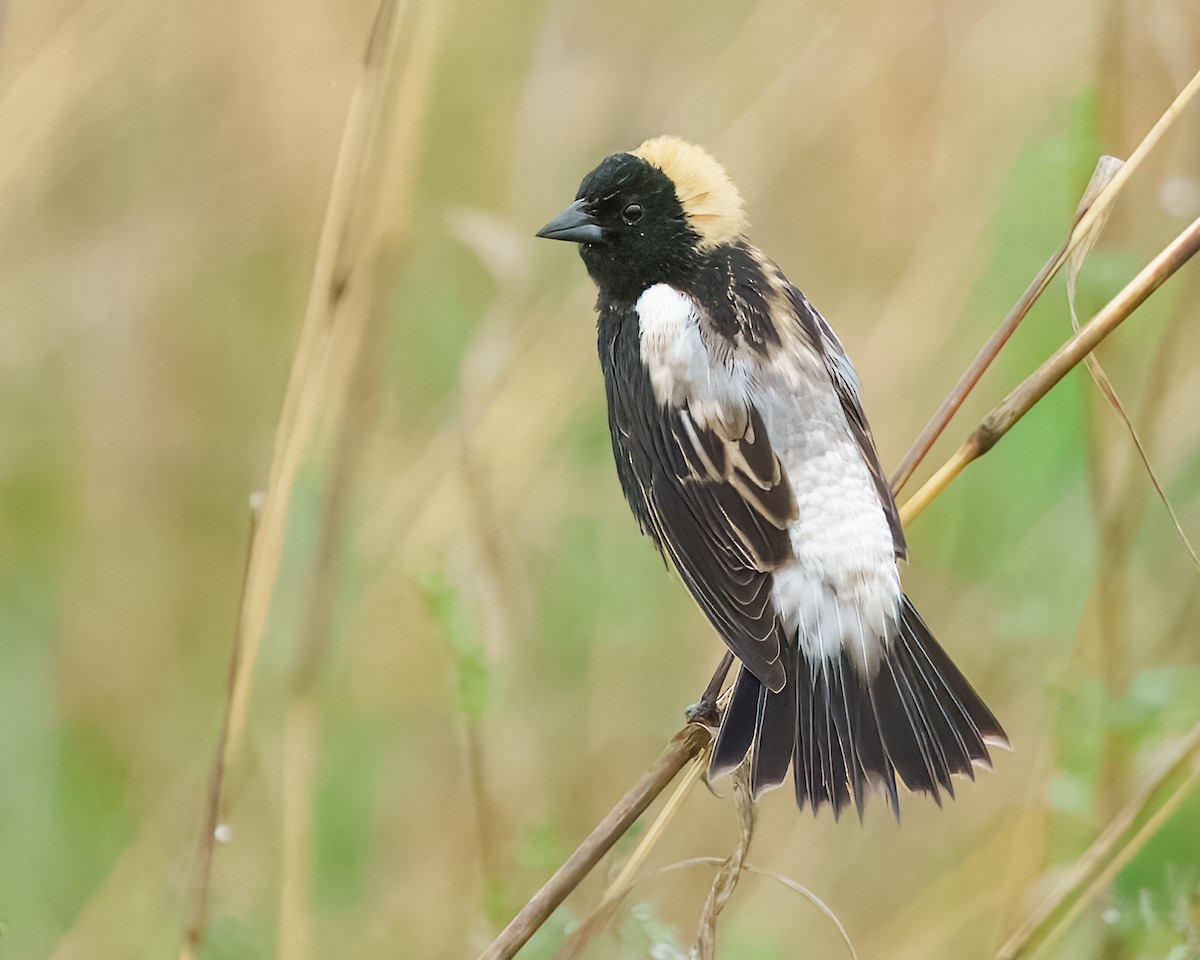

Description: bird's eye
[622,203,644,225]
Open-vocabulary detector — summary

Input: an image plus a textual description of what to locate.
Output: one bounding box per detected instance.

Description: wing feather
[602,290,795,692]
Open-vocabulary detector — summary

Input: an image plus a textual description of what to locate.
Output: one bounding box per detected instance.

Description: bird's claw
[684,695,721,728]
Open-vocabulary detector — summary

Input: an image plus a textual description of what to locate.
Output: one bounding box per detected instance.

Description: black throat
[580,233,703,304]
[592,238,782,356]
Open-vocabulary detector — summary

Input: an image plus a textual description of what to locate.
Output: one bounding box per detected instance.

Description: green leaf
[1108,667,1200,739]
[314,716,381,907]
[419,568,491,719]
[621,901,686,960]
[517,816,567,873]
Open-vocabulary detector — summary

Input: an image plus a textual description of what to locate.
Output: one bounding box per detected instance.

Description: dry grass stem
[1070,68,1200,255]
[551,745,712,960]
[582,855,859,960]
[890,67,1200,495]
[900,214,1200,526]
[889,245,1067,496]
[278,298,380,960]
[274,0,440,955]
[478,724,712,960]
[603,744,712,905]
[996,721,1200,960]
[732,863,858,959]
[179,498,262,956]
[224,0,409,765]
[891,154,1124,497]
[692,773,756,960]
[1067,170,1200,573]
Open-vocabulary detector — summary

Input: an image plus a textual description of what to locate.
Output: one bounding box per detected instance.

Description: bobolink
[538,137,1007,817]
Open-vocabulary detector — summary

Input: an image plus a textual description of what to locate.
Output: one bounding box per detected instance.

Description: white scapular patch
[635,284,752,429]
[635,285,706,406]
[634,282,901,674]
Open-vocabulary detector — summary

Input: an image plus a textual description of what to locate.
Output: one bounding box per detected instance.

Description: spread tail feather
[709,595,1007,818]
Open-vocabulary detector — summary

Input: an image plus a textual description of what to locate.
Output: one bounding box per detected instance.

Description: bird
[536,136,1007,818]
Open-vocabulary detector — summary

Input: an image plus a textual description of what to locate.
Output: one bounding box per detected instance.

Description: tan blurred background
[3,1,1200,958]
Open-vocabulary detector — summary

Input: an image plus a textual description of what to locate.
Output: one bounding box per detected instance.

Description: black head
[537,152,700,300]
[539,138,749,301]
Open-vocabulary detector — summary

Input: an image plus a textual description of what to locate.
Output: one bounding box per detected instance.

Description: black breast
[597,298,662,548]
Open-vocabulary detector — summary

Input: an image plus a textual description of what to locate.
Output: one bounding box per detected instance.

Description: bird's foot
[684,694,721,728]
[684,651,734,728]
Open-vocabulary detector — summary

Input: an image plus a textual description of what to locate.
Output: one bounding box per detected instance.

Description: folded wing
[602,284,796,692]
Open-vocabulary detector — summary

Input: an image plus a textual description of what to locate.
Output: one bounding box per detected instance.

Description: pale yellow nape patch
[632,136,748,249]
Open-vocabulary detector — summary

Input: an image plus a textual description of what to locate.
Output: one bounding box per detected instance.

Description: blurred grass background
[2,1,1200,958]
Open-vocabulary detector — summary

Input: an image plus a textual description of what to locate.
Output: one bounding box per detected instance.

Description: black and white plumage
[538,137,1007,817]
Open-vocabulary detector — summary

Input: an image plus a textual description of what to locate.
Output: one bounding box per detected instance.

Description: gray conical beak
[536,199,604,244]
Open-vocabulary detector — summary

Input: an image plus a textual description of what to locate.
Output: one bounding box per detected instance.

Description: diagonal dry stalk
[888,235,1071,496]
[996,165,1200,960]
[898,213,1200,526]
[223,0,410,769]
[169,1,434,956]
[266,1,413,954]
[890,66,1200,496]
[278,275,389,960]
[889,154,1121,496]
[478,210,1200,960]
[551,741,715,960]
[179,496,262,960]
[478,725,711,960]
[274,1,441,958]
[1066,165,1200,574]
[995,721,1200,960]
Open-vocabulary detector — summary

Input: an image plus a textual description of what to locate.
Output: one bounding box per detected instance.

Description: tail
[709,595,1008,818]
